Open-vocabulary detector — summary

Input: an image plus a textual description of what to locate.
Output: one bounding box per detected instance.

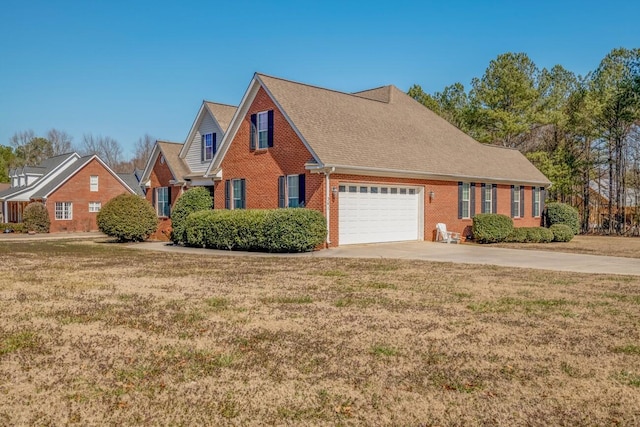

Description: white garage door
[338,183,422,245]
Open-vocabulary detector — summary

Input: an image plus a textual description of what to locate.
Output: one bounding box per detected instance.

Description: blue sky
[1,0,638,159]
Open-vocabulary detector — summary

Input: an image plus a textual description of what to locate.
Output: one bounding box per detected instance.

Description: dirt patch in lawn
[1,240,639,425]
[490,234,640,259]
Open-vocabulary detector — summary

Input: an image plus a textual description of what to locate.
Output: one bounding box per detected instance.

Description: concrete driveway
[133,240,640,276]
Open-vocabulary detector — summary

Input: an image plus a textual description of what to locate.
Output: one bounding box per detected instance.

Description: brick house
[0,153,142,232]
[202,74,550,247]
[139,101,237,239]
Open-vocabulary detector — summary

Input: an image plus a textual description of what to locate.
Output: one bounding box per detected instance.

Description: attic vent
[160,155,165,165]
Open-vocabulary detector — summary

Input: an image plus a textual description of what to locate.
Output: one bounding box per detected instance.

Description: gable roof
[179,101,238,159]
[118,172,144,196]
[30,155,138,199]
[204,102,238,133]
[139,140,189,185]
[210,73,550,186]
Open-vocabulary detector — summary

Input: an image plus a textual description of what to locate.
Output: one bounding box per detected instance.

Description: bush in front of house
[504,227,528,243]
[184,208,327,253]
[97,194,158,242]
[1,223,26,233]
[170,187,213,244]
[544,202,580,234]
[549,223,575,242]
[472,213,514,243]
[22,202,50,233]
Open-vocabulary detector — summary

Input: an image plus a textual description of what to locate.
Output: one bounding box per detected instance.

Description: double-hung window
[202,133,215,161]
[89,202,101,213]
[225,179,246,209]
[278,174,306,208]
[257,112,269,149]
[90,175,98,192]
[533,187,541,217]
[461,182,471,219]
[512,185,521,218]
[55,202,72,220]
[156,187,170,217]
[483,184,492,213]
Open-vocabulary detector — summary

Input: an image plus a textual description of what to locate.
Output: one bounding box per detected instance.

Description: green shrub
[170,187,213,244]
[184,208,327,253]
[545,202,579,234]
[549,223,574,242]
[0,223,25,233]
[97,194,158,242]
[261,209,327,253]
[504,227,527,243]
[472,214,513,243]
[22,202,50,233]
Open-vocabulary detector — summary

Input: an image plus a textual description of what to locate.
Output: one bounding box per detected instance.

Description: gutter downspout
[324,167,335,246]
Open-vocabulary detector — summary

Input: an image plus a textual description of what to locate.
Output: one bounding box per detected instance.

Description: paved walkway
[130,240,640,276]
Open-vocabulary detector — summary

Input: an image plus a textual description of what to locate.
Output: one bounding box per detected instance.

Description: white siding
[185,113,222,173]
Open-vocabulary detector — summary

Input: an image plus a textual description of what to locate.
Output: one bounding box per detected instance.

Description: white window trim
[55,202,73,220]
[232,179,243,209]
[484,185,492,214]
[513,185,521,218]
[203,133,214,161]
[257,111,269,149]
[533,187,541,217]
[89,202,101,213]
[286,174,300,208]
[461,182,471,219]
[156,187,170,217]
[90,175,99,192]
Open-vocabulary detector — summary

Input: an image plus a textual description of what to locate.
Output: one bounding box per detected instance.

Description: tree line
[409,47,640,234]
[0,131,156,182]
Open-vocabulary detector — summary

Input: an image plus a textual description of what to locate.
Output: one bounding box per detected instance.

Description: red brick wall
[46,159,134,233]
[214,87,323,212]
[145,153,184,241]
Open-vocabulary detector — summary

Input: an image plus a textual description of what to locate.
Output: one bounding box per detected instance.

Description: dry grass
[491,234,640,259]
[1,240,639,426]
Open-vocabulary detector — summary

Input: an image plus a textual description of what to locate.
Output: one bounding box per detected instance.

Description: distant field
[1,240,639,426]
[491,234,640,259]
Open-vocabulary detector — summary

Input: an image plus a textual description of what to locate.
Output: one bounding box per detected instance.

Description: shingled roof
[204,102,237,133]
[158,141,190,181]
[253,74,550,185]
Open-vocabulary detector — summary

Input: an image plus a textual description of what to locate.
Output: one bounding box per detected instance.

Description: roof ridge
[203,100,237,108]
[157,140,183,145]
[257,73,391,104]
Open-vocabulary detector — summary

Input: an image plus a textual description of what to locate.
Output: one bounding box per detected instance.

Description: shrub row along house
[142,73,550,246]
[0,153,142,232]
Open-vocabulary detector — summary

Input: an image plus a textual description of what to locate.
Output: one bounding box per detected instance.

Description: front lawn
[1,240,639,425]
[491,234,640,259]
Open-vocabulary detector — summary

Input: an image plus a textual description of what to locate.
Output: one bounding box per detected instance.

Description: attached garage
[338,183,423,245]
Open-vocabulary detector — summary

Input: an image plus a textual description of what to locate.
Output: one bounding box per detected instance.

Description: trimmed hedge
[550,223,574,242]
[504,227,528,243]
[1,223,25,233]
[545,202,579,234]
[184,208,327,253]
[23,202,50,233]
[472,213,514,243]
[97,194,158,242]
[170,187,213,244]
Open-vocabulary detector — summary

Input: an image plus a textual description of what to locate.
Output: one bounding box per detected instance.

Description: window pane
[409,188,416,195]
[258,112,268,130]
[400,188,407,195]
[339,185,346,192]
[258,131,268,149]
[359,187,367,193]
[380,187,388,194]
[348,186,357,193]
[370,187,378,194]
[390,188,398,194]
[287,175,299,207]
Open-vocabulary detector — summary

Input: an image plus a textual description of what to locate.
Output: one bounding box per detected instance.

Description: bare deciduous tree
[46,129,73,155]
[133,134,155,170]
[80,134,123,170]
[9,130,53,167]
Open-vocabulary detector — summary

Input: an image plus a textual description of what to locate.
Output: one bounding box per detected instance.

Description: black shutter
[492,184,497,213]
[152,187,156,208]
[481,183,486,213]
[225,180,230,209]
[520,186,525,218]
[201,135,205,162]
[298,174,305,207]
[167,187,172,217]
[240,179,246,209]
[470,183,476,217]
[532,186,536,216]
[457,182,463,219]
[267,110,274,147]
[510,185,515,218]
[278,176,286,208]
[212,133,217,155]
[250,114,257,150]
[540,187,546,217]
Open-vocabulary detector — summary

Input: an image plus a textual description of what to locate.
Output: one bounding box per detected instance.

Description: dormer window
[250,110,274,150]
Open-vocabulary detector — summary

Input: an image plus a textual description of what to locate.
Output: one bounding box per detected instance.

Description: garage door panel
[339,184,421,245]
